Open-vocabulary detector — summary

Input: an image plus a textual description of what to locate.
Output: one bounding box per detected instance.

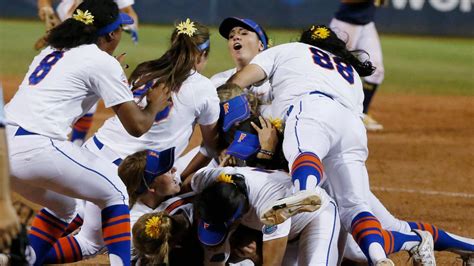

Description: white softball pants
[282,199,341,266]
[6,125,128,223]
[283,94,372,233]
[330,18,385,85]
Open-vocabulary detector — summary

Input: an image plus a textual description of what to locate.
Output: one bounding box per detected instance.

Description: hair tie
[72,9,94,25]
[310,26,330,40]
[176,18,197,37]
[145,216,162,239]
[217,173,234,184]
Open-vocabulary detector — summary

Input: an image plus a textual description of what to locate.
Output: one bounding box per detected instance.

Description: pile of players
[1,0,473,265]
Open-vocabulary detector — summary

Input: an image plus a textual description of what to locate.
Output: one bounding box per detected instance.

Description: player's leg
[297,199,340,266]
[44,201,104,263]
[320,101,432,265]
[359,22,385,130]
[7,132,131,265]
[11,179,77,265]
[329,18,362,51]
[70,103,98,146]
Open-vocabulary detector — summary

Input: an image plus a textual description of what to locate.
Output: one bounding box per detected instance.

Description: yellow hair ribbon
[145,216,161,239]
[311,26,330,40]
[217,173,234,184]
[176,18,197,37]
[72,9,94,25]
[269,117,284,133]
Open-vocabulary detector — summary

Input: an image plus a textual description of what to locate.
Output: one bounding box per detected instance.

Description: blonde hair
[133,212,173,265]
[216,83,259,115]
[117,150,147,208]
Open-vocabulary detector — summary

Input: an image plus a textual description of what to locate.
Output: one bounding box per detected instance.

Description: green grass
[1,19,473,95]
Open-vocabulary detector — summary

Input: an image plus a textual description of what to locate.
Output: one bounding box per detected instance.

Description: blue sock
[43,235,82,263]
[291,152,323,190]
[409,222,474,251]
[28,209,68,266]
[101,204,131,266]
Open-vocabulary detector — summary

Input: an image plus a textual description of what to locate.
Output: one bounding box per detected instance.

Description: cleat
[449,249,474,266]
[363,114,383,131]
[410,229,436,266]
[260,190,322,226]
[375,258,395,266]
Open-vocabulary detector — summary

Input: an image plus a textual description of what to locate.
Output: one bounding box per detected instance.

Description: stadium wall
[1,0,472,37]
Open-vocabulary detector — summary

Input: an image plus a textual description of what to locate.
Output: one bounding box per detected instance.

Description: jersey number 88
[309,47,354,85]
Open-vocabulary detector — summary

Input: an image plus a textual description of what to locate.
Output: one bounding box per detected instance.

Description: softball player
[3,1,170,264]
[193,167,341,266]
[211,17,273,117]
[226,25,430,265]
[42,19,220,263]
[37,0,140,146]
[330,0,386,131]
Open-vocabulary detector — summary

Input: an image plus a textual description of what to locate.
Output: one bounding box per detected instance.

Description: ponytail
[299,25,375,77]
[46,0,119,49]
[130,18,210,92]
[132,212,173,265]
[117,150,147,208]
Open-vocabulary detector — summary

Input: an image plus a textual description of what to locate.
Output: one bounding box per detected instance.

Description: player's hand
[251,116,278,153]
[146,83,171,112]
[123,24,139,44]
[0,200,20,251]
[114,52,129,70]
[219,152,238,167]
[233,241,258,259]
[39,6,60,30]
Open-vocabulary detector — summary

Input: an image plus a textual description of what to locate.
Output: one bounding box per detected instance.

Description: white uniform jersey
[211,68,273,118]
[56,0,135,21]
[250,42,364,119]
[5,45,132,140]
[191,166,331,242]
[94,72,220,159]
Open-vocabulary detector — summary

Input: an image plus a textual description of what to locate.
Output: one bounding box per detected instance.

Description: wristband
[258,149,274,157]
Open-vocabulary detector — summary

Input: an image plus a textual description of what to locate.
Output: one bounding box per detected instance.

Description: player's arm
[262,236,288,265]
[227,64,267,89]
[0,87,20,250]
[120,5,138,27]
[113,83,170,137]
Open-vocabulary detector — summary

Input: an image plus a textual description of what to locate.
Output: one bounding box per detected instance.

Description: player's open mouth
[233,43,242,50]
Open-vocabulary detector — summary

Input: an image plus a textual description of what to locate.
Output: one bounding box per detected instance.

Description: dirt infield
[3,76,473,265]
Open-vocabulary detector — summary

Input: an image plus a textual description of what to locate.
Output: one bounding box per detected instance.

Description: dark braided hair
[299,25,375,77]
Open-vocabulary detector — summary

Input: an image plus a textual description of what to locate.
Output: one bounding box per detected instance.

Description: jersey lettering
[29,51,64,85]
[309,47,354,84]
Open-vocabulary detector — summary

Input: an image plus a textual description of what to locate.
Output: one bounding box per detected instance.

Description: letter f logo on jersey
[223,102,230,114]
[237,133,247,143]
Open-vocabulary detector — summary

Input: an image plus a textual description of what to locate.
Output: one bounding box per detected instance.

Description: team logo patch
[148,151,159,158]
[262,224,277,235]
[223,102,230,114]
[237,133,247,143]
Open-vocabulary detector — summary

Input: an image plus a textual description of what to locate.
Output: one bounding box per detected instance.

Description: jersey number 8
[29,51,64,85]
[309,47,354,85]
